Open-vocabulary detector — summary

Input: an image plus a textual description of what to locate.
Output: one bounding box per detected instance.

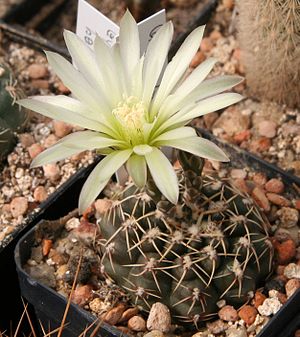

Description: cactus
[0,62,27,161]
[97,152,273,325]
[237,0,300,107]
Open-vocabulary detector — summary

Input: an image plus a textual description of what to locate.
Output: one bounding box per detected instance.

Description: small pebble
[257,297,282,316]
[252,172,267,186]
[285,279,300,298]
[44,134,58,148]
[33,186,48,203]
[218,305,238,322]
[238,305,257,325]
[274,239,296,264]
[103,304,126,325]
[53,120,73,138]
[206,319,227,334]
[253,291,266,309]
[127,316,146,332]
[266,193,290,207]
[230,169,247,180]
[277,207,299,228]
[265,178,284,194]
[28,143,44,159]
[27,64,48,79]
[258,120,277,138]
[19,133,35,148]
[94,198,113,215]
[10,196,28,217]
[42,239,52,256]
[71,285,93,307]
[200,37,214,53]
[43,163,60,181]
[233,130,251,144]
[57,81,71,94]
[119,307,140,323]
[143,330,164,337]
[251,187,270,212]
[31,79,49,90]
[147,303,171,333]
[284,263,300,279]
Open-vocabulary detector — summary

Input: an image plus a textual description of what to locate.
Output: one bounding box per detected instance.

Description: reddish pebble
[265,178,285,194]
[274,239,296,264]
[238,305,257,325]
[10,196,28,217]
[249,137,272,153]
[33,186,48,203]
[103,304,126,325]
[127,316,146,332]
[190,51,205,68]
[223,0,234,9]
[57,81,71,94]
[27,64,48,79]
[267,193,290,207]
[42,239,52,256]
[232,48,241,61]
[253,291,266,309]
[201,37,214,53]
[258,120,277,138]
[252,187,271,212]
[233,178,250,194]
[294,200,300,210]
[233,130,251,144]
[218,305,238,322]
[285,279,300,298]
[252,172,267,186]
[119,307,140,323]
[71,285,93,306]
[53,120,73,138]
[28,143,44,159]
[209,30,222,41]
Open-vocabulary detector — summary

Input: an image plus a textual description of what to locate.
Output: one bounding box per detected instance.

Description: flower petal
[145,147,178,204]
[142,21,173,114]
[174,58,218,96]
[157,137,229,162]
[152,126,196,143]
[18,97,111,133]
[45,51,111,118]
[79,149,132,213]
[157,93,243,134]
[150,25,205,116]
[127,154,147,188]
[119,10,140,80]
[63,30,113,106]
[94,35,123,104]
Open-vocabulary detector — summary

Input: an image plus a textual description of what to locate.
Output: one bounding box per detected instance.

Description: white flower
[18,11,243,213]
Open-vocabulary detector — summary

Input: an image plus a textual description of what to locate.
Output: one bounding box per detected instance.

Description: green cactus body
[237,0,300,107]
[97,153,273,325]
[0,62,27,161]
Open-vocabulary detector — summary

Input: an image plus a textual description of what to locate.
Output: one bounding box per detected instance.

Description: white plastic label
[76,0,166,54]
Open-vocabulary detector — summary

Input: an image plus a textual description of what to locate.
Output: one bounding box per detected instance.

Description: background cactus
[0,61,27,161]
[97,152,273,325]
[236,0,300,108]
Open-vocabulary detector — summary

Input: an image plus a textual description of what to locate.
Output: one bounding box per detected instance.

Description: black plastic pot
[14,133,300,337]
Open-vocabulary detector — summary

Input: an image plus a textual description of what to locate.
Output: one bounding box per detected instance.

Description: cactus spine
[237,0,300,108]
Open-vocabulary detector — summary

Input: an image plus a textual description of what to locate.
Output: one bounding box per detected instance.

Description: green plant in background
[0,61,27,161]
[19,10,243,213]
[237,0,300,108]
[18,11,273,325]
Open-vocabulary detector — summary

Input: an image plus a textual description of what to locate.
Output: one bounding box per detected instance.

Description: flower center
[113,96,146,145]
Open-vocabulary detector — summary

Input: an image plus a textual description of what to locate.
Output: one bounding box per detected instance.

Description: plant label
[76,0,166,54]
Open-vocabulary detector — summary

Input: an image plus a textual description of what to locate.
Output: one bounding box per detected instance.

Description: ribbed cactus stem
[237,0,300,107]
